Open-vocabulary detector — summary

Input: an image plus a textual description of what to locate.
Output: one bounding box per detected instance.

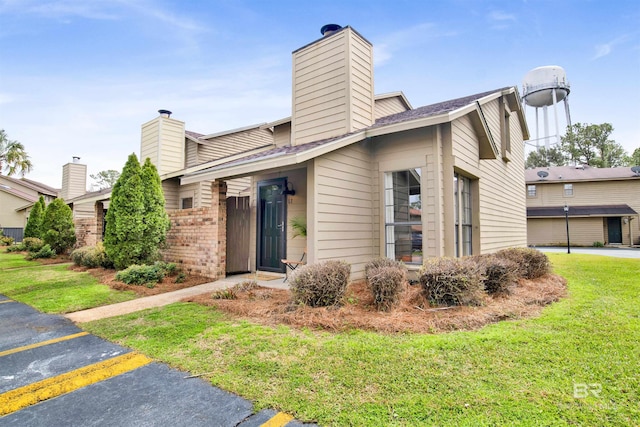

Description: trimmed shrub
[495,247,551,279]
[478,255,519,295]
[24,196,45,238]
[365,258,406,311]
[419,257,485,306]
[174,272,187,283]
[27,244,56,259]
[6,243,26,252]
[154,261,178,276]
[289,260,351,307]
[592,241,604,248]
[41,198,76,254]
[115,264,165,286]
[22,237,44,252]
[0,235,14,246]
[71,242,112,268]
[364,257,402,279]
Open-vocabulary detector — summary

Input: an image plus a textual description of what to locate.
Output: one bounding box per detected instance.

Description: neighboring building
[526,165,640,246]
[71,25,529,279]
[0,175,59,241]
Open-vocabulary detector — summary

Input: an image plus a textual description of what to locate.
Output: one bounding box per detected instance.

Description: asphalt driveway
[537,246,640,259]
[0,296,312,427]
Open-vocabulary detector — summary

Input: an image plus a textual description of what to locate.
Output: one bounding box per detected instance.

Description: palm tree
[0,129,33,176]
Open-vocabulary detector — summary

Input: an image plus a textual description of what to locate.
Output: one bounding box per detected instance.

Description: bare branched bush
[495,248,551,279]
[364,257,402,279]
[289,260,351,307]
[365,258,406,311]
[419,257,485,306]
[478,255,519,295]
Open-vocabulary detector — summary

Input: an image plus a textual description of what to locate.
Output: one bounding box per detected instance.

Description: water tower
[522,66,572,150]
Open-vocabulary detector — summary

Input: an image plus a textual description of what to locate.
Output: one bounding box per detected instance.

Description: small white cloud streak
[487,10,517,30]
[591,35,631,60]
[373,22,458,66]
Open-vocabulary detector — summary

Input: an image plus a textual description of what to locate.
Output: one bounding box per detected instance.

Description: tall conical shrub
[140,158,170,264]
[24,195,45,238]
[104,153,145,269]
[41,198,76,253]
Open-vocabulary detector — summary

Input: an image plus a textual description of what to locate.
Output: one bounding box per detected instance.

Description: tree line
[526,123,640,169]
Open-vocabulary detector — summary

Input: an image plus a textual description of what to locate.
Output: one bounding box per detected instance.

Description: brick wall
[75,217,97,248]
[163,181,227,279]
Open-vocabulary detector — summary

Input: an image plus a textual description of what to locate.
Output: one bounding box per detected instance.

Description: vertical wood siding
[185,140,198,167]
[140,117,185,176]
[197,128,273,162]
[158,118,185,175]
[372,128,442,258]
[314,143,373,278]
[528,217,604,246]
[451,97,527,253]
[162,179,179,210]
[292,28,373,146]
[273,122,291,148]
[527,179,640,245]
[374,96,410,120]
[61,163,87,201]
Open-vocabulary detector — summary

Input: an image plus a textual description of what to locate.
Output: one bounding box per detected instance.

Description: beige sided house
[526,165,640,246]
[0,175,59,241]
[70,24,529,280]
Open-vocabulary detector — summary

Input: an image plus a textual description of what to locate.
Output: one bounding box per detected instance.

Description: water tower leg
[543,105,550,150]
[552,89,560,147]
[564,97,572,128]
[534,107,540,150]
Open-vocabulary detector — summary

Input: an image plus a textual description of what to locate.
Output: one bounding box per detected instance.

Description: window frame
[181,197,193,209]
[384,168,423,264]
[563,183,574,197]
[454,173,473,257]
[527,184,537,197]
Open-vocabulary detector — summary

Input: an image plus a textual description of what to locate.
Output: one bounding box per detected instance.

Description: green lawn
[0,252,38,270]
[83,254,640,426]
[0,254,137,313]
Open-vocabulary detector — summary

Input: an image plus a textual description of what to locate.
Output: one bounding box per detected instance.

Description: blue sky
[1,0,639,188]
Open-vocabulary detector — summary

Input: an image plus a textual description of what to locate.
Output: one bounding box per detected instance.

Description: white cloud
[372,22,458,66]
[487,10,517,30]
[591,35,630,60]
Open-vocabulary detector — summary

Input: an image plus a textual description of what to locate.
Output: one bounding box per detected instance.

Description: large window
[385,168,422,264]
[454,173,472,257]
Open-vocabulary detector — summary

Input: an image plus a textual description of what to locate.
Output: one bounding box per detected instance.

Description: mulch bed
[69,265,212,296]
[183,275,567,334]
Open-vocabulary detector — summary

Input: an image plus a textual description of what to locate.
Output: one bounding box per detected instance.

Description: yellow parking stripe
[0,332,90,358]
[261,412,294,427]
[0,352,152,416]
[0,300,14,304]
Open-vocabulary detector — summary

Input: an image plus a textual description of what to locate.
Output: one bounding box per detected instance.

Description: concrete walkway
[65,273,288,323]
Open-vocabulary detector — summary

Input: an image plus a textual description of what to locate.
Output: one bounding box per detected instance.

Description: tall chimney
[61,156,87,201]
[140,110,185,175]
[291,25,374,146]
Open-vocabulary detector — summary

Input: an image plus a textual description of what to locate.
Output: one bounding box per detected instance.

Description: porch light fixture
[282,181,295,196]
[564,203,570,254]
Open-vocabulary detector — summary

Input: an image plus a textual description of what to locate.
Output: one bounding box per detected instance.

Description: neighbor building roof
[0,175,59,197]
[527,204,637,218]
[525,165,640,183]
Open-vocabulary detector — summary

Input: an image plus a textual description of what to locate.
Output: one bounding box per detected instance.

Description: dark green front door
[607,217,622,244]
[257,179,286,272]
